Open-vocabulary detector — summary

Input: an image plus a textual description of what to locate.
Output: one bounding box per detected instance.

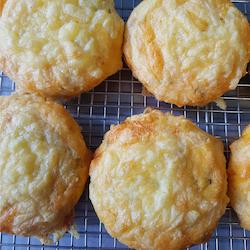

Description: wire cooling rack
[0,0,250,249]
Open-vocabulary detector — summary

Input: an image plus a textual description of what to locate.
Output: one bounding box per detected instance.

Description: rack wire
[0,0,250,249]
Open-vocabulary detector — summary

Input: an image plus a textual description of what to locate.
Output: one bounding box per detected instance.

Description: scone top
[90,109,229,250]
[228,125,250,230]
[124,0,250,106]
[0,0,124,97]
[0,94,91,242]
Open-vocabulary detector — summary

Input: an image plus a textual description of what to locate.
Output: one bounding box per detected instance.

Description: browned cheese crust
[123,0,250,107]
[0,94,91,242]
[0,0,124,97]
[228,125,250,230]
[90,109,229,250]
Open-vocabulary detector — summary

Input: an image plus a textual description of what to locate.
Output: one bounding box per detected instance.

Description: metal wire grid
[0,0,250,249]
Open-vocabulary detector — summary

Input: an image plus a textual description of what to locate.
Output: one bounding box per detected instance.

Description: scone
[0,94,91,243]
[0,0,124,97]
[228,125,250,230]
[89,109,229,250]
[124,0,250,107]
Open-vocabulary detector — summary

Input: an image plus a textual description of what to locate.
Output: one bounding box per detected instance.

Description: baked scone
[0,94,91,243]
[124,0,250,107]
[89,109,229,250]
[0,0,124,97]
[228,125,250,230]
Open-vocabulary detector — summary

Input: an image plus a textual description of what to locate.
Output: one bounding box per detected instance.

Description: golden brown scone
[89,109,229,250]
[124,0,250,107]
[0,94,91,243]
[0,0,124,97]
[228,125,250,230]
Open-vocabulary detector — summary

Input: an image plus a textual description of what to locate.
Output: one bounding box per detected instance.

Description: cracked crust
[228,125,250,230]
[0,0,124,97]
[123,0,250,107]
[0,94,91,242]
[89,109,229,250]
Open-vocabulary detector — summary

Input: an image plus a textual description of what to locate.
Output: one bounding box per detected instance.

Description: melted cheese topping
[228,125,250,230]
[0,0,124,96]
[124,0,250,106]
[90,109,228,250]
[0,94,90,242]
